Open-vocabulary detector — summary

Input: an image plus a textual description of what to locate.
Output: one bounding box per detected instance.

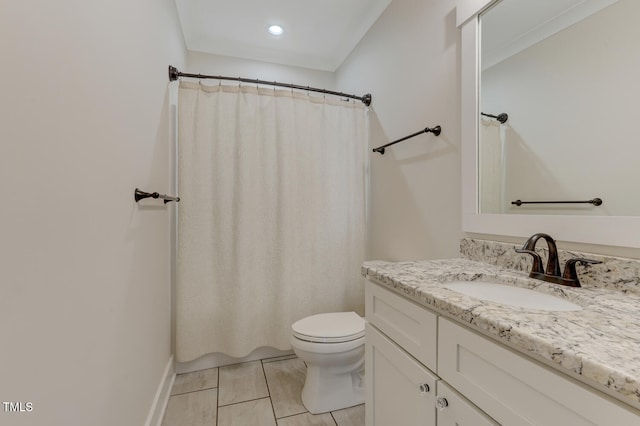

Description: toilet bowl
[290,312,365,414]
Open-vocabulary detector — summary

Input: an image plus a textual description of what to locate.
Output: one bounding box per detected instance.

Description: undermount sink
[443,281,582,311]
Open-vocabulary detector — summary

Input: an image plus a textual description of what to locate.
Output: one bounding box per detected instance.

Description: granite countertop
[362,258,640,410]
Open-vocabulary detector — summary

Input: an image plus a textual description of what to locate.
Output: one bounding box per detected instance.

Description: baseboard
[145,355,175,426]
[176,347,294,374]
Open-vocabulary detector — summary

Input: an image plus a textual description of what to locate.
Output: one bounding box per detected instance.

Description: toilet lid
[291,312,365,343]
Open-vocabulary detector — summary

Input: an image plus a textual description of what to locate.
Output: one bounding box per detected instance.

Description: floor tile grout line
[260,359,272,400]
[273,409,311,421]
[218,359,268,368]
[175,366,219,376]
[217,395,273,409]
[261,354,298,364]
[260,358,279,423]
[169,385,218,397]
[215,372,220,426]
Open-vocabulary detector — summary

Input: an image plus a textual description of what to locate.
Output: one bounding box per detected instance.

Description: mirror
[458,0,640,247]
[479,0,638,216]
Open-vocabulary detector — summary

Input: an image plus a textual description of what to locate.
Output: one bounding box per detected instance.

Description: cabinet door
[366,323,438,426]
[436,381,498,426]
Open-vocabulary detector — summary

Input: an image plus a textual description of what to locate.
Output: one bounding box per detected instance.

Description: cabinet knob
[419,383,430,393]
[436,397,449,410]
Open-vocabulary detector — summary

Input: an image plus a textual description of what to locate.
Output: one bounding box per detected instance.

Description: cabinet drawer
[366,323,438,426]
[438,318,640,426]
[365,279,437,370]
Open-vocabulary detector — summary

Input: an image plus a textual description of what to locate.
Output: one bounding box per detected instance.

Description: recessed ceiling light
[267,25,285,36]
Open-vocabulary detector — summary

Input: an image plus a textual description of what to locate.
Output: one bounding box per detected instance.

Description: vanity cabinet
[365,280,437,370]
[365,280,495,426]
[438,317,639,425]
[365,279,640,426]
[365,323,438,426]
[435,381,497,426]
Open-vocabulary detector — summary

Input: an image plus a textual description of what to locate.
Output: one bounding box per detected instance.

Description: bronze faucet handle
[515,248,544,274]
[562,258,603,282]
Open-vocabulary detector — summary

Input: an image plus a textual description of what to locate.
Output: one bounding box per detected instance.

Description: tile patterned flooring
[161,355,365,426]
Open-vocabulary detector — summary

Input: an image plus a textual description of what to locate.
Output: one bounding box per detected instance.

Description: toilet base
[301,362,365,414]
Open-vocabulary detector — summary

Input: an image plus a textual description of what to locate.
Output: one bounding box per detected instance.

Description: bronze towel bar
[372,125,442,155]
[134,188,180,204]
[511,198,602,206]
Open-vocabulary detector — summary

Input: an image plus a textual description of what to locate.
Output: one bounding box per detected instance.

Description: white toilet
[290,311,365,414]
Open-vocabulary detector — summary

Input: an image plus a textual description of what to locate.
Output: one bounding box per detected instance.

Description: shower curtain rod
[168,65,372,106]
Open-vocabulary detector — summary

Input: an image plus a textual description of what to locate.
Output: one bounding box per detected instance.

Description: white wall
[337,0,639,260]
[336,0,462,261]
[186,51,336,91]
[0,1,186,425]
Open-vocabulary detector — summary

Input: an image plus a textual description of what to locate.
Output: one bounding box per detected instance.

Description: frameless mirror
[478,0,638,216]
[458,0,640,248]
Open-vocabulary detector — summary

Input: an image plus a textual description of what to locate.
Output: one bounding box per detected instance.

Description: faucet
[516,233,560,278]
[516,233,602,287]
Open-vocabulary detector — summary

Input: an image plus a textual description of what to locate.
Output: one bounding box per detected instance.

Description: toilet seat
[291,312,365,343]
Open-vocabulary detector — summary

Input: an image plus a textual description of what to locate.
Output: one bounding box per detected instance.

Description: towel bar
[134,188,180,204]
[373,125,442,155]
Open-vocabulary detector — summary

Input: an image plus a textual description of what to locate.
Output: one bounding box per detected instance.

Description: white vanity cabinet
[438,317,640,425]
[365,323,438,426]
[365,279,640,426]
[365,280,495,426]
[435,381,497,426]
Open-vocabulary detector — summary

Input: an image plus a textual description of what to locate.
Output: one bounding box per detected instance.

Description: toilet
[290,312,365,414]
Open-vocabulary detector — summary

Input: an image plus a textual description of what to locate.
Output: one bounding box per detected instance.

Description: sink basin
[443,281,582,311]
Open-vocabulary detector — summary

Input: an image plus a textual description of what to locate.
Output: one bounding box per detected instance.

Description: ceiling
[174,0,392,72]
[481,0,617,69]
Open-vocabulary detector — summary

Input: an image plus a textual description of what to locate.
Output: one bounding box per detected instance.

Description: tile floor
[161,355,365,426]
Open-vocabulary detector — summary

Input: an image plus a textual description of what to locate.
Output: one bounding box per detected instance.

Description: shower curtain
[479,117,506,214]
[176,81,367,362]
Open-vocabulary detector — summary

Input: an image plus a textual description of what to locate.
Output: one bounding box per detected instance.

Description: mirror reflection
[479,0,639,216]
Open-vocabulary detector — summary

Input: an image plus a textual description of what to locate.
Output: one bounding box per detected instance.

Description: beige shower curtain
[176,81,367,362]
[479,117,507,214]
